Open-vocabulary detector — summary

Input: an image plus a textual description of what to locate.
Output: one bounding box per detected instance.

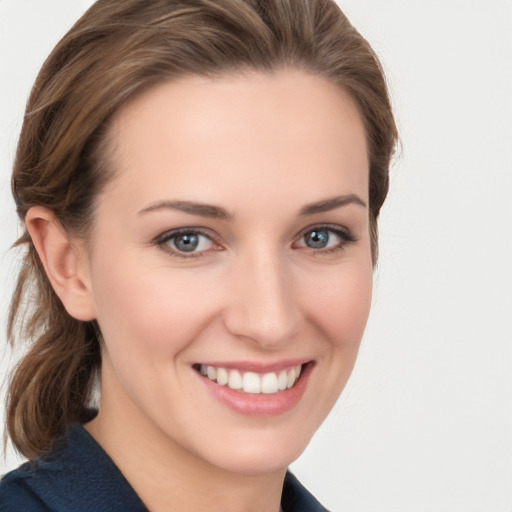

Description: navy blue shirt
[0,424,328,511]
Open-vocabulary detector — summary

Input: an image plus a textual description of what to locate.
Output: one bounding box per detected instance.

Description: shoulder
[0,424,147,512]
[282,471,330,512]
[0,464,52,511]
[0,431,87,512]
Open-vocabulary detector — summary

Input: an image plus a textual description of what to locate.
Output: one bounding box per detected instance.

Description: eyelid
[292,224,358,252]
[152,223,357,260]
[153,227,223,259]
[294,223,356,242]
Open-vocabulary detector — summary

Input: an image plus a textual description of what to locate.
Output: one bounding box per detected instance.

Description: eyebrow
[137,200,232,219]
[299,194,367,216]
[137,194,366,220]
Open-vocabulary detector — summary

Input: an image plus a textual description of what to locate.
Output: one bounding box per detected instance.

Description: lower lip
[197,363,313,416]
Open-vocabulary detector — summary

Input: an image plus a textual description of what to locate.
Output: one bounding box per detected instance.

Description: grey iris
[174,233,199,252]
[304,229,329,249]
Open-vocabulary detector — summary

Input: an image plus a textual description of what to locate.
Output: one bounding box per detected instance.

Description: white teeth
[286,367,296,388]
[261,372,279,394]
[216,367,228,386]
[228,369,243,390]
[243,372,261,393]
[199,364,303,395]
[207,366,217,381]
[278,370,288,391]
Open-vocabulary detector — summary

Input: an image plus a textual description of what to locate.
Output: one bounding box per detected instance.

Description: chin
[212,443,308,476]
[192,422,318,476]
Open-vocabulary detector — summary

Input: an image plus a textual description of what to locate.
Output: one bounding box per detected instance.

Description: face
[82,69,372,475]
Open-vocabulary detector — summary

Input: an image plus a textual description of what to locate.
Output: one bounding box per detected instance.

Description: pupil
[305,230,328,249]
[174,234,199,252]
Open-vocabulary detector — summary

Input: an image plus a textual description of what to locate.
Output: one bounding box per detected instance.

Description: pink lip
[197,361,314,416]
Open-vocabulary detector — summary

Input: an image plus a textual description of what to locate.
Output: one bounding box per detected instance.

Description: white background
[1,1,511,511]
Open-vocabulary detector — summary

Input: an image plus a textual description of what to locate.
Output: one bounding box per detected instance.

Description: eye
[295,226,356,253]
[303,229,335,249]
[155,229,218,258]
[172,233,206,252]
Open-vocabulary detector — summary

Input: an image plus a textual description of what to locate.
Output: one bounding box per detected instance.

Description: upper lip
[195,359,311,373]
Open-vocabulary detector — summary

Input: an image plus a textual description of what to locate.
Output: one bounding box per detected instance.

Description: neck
[85,375,286,512]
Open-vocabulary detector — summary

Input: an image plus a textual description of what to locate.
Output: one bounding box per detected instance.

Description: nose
[222,248,301,349]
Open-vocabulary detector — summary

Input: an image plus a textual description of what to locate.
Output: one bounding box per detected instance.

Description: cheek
[89,258,222,365]
[304,259,373,350]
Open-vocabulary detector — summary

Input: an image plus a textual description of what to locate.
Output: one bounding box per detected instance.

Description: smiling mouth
[193,363,306,395]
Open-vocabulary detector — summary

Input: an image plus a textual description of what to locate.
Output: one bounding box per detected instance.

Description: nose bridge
[224,242,300,347]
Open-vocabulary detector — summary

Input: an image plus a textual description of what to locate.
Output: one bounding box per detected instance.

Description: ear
[25,206,96,321]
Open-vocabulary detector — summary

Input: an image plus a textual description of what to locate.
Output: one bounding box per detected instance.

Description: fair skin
[27,69,372,512]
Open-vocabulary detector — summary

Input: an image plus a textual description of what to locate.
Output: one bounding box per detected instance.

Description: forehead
[100,69,369,214]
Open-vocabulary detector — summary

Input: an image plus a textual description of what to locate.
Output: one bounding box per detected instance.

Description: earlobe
[25,206,96,321]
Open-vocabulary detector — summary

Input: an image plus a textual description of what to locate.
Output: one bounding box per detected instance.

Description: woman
[0,0,397,510]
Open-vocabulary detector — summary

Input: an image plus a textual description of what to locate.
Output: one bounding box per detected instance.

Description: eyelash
[294,225,358,256]
[153,228,220,260]
[153,225,357,260]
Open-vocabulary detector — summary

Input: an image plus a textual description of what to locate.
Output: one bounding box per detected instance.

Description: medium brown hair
[6,0,397,459]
